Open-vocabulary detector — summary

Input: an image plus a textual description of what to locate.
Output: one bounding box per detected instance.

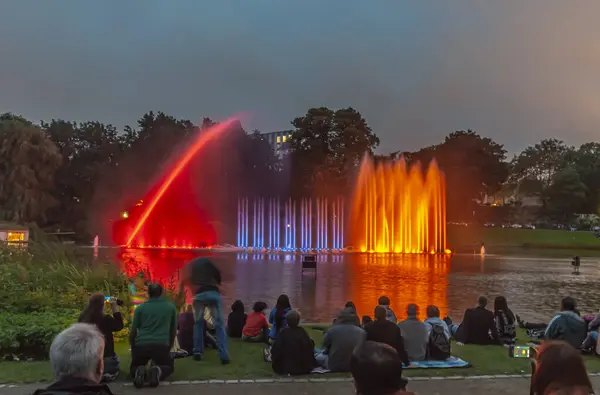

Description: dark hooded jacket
[187,258,222,294]
[545,310,586,349]
[33,377,115,395]
[323,308,367,372]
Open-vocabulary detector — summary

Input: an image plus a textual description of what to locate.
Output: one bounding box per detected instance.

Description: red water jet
[120,119,237,248]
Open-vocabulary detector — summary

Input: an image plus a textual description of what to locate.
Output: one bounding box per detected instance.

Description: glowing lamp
[121,211,129,219]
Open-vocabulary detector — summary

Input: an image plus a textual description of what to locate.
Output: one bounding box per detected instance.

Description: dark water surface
[111,249,600,323]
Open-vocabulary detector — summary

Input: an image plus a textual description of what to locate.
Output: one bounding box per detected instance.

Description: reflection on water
[112,249,600,323]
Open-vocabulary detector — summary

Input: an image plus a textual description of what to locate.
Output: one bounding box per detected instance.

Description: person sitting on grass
[365,306,410,367]
[33,323,115,395]
[544,297,586,349]
[581,309,600,353]
[315,307,367,371]
[530,341,592,395]
[78,293,124,382]
[423,305,450,339]
[494,296,516,345]
[269,294,292,342]
[177,304,195,354]
[451,296,500,345]
[227,300,247,338]
[397,304,429,362]
[378,295,398,323]
[350,341,415,395]
[242,301,269,343]
[129,283,177,389]
[333,301,360,326]
[271,310,316,375]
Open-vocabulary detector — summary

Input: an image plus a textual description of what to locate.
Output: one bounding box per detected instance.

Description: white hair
[49,323,105,380]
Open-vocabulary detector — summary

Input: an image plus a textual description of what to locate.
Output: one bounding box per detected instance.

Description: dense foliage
[1,108,598,240]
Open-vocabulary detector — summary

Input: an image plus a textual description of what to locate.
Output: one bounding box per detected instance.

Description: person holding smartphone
[78,293,124,382]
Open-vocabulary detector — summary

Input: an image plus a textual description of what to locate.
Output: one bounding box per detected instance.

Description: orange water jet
[351,156,447,253]
[125,119,237,247]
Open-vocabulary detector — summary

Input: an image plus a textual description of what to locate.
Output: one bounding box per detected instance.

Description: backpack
[427,324,451,360]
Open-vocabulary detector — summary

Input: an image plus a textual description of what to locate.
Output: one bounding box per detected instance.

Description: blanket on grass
[310,356,470,373]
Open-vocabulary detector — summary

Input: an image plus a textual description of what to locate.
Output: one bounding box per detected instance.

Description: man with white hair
[33,323,115,395]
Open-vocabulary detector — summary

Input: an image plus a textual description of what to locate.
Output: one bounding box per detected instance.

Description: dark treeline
[1,108,598,242]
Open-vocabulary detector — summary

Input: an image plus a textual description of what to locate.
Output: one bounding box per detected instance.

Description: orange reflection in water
[351,156,446,254]
[348,254,450,321]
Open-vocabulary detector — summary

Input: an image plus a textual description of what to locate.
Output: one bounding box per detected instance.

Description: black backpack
[427,324,451,360]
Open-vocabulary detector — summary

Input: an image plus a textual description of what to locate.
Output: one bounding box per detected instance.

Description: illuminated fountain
[237,197,345,251]
[114,119,238,249]
[351,156,447,254]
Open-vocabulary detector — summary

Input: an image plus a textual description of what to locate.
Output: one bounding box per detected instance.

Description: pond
[110,249,600,323]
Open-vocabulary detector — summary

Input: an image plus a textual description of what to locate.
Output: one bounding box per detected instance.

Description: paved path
[5,377,600,395]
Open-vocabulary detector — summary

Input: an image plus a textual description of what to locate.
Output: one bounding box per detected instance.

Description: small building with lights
[0,223,29,244]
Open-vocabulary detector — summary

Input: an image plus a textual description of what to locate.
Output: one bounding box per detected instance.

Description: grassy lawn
[3,328,600,384]
[449,226,600,251]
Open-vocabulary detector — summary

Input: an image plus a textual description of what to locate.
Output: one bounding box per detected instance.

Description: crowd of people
[32,257,600,395]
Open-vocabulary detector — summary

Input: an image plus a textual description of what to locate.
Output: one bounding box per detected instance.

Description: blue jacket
[268,307,291,339]
[545,310,586,349]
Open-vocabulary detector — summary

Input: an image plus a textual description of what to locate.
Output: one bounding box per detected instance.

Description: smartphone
[104,296,111,303]
[509,345,530,358]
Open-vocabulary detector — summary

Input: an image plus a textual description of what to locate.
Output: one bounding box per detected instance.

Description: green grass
[449,226,600,252]
[2,328,600,384]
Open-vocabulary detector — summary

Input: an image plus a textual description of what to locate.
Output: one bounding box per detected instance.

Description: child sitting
[242,301,269,343]
[227,300,247,338]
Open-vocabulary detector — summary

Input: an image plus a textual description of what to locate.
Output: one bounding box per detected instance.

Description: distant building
[261,130,293,157]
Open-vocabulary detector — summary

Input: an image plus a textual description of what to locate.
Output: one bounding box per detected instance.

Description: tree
[407,130,508,221]
[510,139,574,187]
[563,142,600,214]
[543,167,587,222]
[289,107,379,198]
[0,114,62,224]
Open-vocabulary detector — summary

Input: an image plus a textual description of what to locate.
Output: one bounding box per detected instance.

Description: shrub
[0,310,78,360]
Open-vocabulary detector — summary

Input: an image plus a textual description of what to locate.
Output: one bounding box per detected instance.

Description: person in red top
[242,301,269,343]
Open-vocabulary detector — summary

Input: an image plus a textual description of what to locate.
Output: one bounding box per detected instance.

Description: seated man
[453,296,499,345]
[545,296,586,349]
[423,305,450,339]
[350,341,415,395]
[316,307,367,371]
[271,310,316,375]
[365,306,410,367]
[397,304,428,361]
[33,323,115,395]
[130,284,177,388]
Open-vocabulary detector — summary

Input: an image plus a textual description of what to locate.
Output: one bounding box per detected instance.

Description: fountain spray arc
[237,197,345,251]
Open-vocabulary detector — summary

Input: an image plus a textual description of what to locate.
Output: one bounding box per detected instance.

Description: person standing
[129,284,177,389]
[185,257,230,363]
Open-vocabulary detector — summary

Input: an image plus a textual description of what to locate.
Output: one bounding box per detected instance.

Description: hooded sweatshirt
[380,305,397,323]
[545,310,586,349]
[323,309,367,372]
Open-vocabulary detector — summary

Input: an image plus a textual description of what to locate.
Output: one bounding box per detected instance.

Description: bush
[0,310,78,360]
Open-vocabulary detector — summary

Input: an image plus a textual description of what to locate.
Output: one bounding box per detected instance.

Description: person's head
[50,323,105,383]
[78,293,105,325]
[426,305,440,319]
[378,296,391,307]
[351,341,407,395]
[253,301,268,313]
[531,341,592,395]
[148,283,163,299]
[406,304,418,318]
[345,301,356,310]
[494,296,509,313]
[477,295,488,308]
[374,305,387,321]
[276,294,291,310]
[561,297,577,312]
[286,309,300,328]
[231,300,245,313]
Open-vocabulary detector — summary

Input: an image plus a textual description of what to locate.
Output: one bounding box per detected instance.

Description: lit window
[282,136,287,143]
[7,232,25,242]
[276,136,281,143]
